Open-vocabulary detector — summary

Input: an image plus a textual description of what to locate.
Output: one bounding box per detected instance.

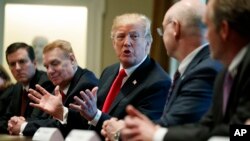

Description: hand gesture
[69,87,98,121]
[28,85,64,120]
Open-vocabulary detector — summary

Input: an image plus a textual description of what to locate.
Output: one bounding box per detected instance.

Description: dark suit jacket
[22,67,98,137]
[67,56,171,134]
[0,70,54,133]
[156,46,222,127]
[164,46,250,141]
[0,84,14,115]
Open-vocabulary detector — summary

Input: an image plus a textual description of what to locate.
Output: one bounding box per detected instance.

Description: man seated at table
[7,40,98,136]
[28,13,171,138]
[0,42,54,134]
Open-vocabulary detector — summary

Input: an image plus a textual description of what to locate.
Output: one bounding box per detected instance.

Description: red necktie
[102,69,127,113]
[20,89,28,116]
[60,90,66,103]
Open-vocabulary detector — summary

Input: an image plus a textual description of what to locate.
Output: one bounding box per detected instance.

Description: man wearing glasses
[101,0,222,140]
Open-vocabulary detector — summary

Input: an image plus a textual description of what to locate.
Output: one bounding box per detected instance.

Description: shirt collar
[120,55,147,77]
[62,84,70,96]
[61,67,78,95]
[23,85,29,91]
[228,43,249,77]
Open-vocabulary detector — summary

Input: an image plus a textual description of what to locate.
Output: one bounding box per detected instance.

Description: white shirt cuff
[55,106,68,124]
[153,127,168,141]
[88,109,102,126]
[20,122,28,135]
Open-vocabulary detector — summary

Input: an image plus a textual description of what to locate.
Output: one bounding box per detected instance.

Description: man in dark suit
[121,0,250,140]
[0,42,54,134]
[29,13,171,137]
[101,1,222,140]
[9,40,98,136]
[0,65,12,115]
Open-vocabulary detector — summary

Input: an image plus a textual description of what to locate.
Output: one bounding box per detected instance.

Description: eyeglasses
[113,32,143,42]
[157,27,163,37]
[156,20,173,37]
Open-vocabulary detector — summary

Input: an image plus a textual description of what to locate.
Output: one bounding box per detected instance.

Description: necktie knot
[173,71,180,83]
[114,69,127,88]
[118,69,127,79]
[23,89,28,96]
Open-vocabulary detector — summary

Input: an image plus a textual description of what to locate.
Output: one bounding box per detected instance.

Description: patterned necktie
[223,71,233,114]
[102,69,127,113]
[166,70,180,104]
[20,89,28,116]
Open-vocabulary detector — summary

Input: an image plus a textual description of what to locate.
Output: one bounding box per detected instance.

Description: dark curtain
[150,0,174,72]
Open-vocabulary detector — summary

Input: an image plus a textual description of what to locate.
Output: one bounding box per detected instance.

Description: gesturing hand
[69,87,98,121]
[28,84,64,120]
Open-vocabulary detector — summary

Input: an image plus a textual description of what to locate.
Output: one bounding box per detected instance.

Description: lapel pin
[132,80,137,85]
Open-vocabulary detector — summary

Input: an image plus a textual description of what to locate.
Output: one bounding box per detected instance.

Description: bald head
[163,0,206,36]
[162,0,207,61]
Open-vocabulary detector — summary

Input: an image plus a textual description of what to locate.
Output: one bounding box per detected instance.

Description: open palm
[28,84,64,119]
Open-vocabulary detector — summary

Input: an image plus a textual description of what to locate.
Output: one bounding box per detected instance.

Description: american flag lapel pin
[133,80,137,85]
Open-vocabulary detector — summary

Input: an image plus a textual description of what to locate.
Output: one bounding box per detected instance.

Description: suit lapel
[225,46,250,119]
[64,67,83,105]
[183,46,210,76]
[98,66,120,108]
[165,46,210,110]
[107,57,152,113]
[214,69,227,121]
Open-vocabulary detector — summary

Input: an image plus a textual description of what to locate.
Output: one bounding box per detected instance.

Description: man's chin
[18,79,29,85]
[121,61,136,68]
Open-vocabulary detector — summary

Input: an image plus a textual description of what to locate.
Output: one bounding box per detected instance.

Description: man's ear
[69,53,76,64]
[112,39,116,49]
[33,60,37,66]
[172,20,181,39]
[145,40,151,54]
[220,20,229,40]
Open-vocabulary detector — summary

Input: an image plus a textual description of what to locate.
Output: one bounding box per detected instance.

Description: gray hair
[111,13,153,45]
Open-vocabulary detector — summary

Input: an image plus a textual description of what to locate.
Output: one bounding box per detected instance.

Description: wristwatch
[113,130,120,141]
